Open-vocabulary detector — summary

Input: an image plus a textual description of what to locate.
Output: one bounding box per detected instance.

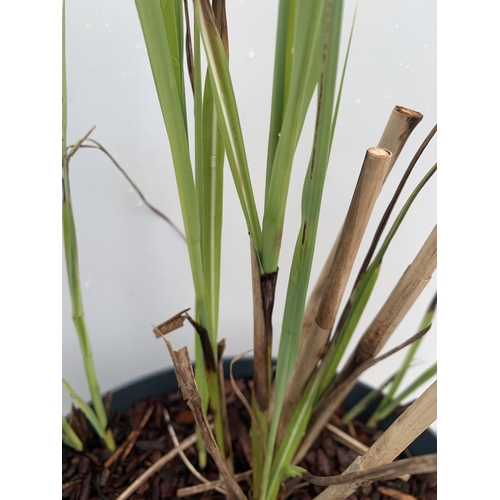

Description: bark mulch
[62,379,437,500]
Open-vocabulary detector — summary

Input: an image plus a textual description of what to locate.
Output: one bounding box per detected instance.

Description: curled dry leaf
[164,340,247,500]
[152,308,191,338]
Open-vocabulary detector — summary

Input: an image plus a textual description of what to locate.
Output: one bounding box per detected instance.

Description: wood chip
[377,486,417,500]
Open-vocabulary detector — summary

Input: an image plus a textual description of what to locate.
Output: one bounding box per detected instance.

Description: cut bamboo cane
[279,148,391,439]
[305,454,436,487]
[294,226,436,463]
[337,224,437,385]
[294,327,430,464]
[378,106,423,176]
[300,106,423,347]
[312,381,437,500]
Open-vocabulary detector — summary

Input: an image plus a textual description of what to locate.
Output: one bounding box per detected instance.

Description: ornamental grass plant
[62,1,437,498]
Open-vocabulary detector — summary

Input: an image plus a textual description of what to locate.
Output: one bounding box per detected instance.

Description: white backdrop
[62,0,437,429]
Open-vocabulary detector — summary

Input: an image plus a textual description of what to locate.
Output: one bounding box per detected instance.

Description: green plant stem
[370,293,437,422]
[193,3,209,469]
[62,379,115,451]
[136,0,228,460]
[261,0,327,274]
[62,416,83,452]
[341,374,395,424]
[367,363,437,427]
[262,2,345,497]
[62,1,114,452]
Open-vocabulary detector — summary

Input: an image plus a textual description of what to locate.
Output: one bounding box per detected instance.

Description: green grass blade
[262,2,345,496]
[136,1,232,460]
[368,294,437,424]
[62,1,114,451]
[263,0,343,495]
[265,0,293,196]
[317,260,381,396]
[62,379,107,440]
[62,416,83,452]
[192,2,209,468]
[201,75,224,347]
[159,0,187,131]
[135,0,209,329]
[341,374,395,424]
[195,0,261,254]
[261,0,328,273]
[62,0,67,157]
[368,363,438,426]
[267,373,321,499]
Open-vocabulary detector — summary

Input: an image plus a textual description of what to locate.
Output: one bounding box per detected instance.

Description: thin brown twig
[67,125,96,159]
[163,408,225,494]
[103,404,154,468]
[114,428,204,500]
[177,471,252,497]
[71,140,186,242]
[62,478,82,491]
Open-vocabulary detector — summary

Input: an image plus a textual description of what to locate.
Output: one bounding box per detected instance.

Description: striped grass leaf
[136,0,230,460]
[192,4,209,464]
[367,363,437,427]
[261,2,346,496]
[62,379,108,444]
[135,0,207,327]
[195,0,262,256]
[264,0,294,196]
[264,263,380,500]
[159,0,187,131]
[62,416,83,452]
[366,294,437,426]
[261,0,328,273]
[375,293,437,411]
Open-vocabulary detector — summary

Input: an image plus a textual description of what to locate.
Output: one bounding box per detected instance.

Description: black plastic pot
[106,358,436,455]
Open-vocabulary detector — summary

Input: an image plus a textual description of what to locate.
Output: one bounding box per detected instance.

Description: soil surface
[62,379,437,499]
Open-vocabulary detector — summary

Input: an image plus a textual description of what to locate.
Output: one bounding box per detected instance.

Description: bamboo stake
[294,327,431,464]
[279,148,391,438]
[378,106,423,175]
[300,106,423,346]
[304,454,436,487]
[326,424,410,481]
[337,224,437,385]
[312,381,437,500]
[293,225,436,462]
